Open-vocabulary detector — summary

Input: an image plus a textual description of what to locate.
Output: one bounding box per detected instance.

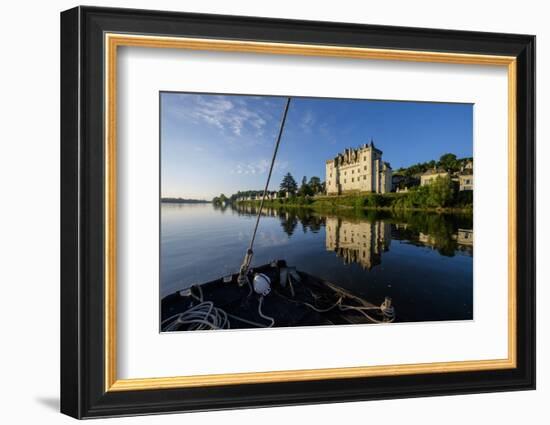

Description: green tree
[212,193,228,205]
[438,153,458,172]
[308,176,322,194]
[427,176,454,207]
[298,176,313,196]
[280,172,298,195]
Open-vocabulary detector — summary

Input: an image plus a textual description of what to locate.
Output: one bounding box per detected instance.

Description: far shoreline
[161,198,212,204]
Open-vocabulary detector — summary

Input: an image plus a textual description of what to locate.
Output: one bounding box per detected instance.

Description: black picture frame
[61,5,535,419]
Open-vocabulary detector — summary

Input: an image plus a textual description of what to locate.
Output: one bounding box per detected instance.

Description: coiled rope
[162,286,275,331]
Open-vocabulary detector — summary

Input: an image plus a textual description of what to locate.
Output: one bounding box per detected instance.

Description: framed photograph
[60,6,535,419]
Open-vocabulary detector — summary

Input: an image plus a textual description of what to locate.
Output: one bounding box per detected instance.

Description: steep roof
[330,140,383,164]
[421,168,448,176]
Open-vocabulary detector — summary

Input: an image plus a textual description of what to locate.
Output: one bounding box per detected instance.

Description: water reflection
[161,203,474,322]
[326,218,391,270]
[231,202,473,270]
[233,203,325,236]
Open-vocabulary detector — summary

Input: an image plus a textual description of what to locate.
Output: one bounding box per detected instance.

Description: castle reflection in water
[229,203,473,271]
[327,218,473,270]
[326,218,391,270]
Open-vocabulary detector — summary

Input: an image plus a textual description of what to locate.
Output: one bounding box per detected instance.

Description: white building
[325,140,392,195]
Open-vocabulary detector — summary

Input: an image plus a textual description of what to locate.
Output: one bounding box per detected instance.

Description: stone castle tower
[325,140,392,195]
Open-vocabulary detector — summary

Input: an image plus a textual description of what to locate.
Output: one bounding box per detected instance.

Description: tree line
[162,197,211,204]
[393,153,473,179]
[215,173,325,203]
[280,173,324,196]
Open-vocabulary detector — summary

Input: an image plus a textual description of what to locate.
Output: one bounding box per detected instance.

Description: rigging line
[237,97,291,285]
[248,97,291,252]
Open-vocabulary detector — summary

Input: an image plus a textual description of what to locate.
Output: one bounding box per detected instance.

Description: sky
[161,92,473,200]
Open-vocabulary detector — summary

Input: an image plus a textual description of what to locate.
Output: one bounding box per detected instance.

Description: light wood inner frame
[104,33,518,392]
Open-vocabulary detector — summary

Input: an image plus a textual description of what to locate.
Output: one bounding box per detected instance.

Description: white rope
[161,301,230,331]
[162,291,276,331]
[299,289,395,324]
[257,296,275,327]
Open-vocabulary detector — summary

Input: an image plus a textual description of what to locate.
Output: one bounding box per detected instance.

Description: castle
[325,140,392,195]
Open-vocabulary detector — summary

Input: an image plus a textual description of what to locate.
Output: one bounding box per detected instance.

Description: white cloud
[175,94,271,138]
[232,159,289,175]
[300,109,315,133]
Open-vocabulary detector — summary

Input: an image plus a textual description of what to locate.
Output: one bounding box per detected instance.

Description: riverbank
[161,198,211,204]
[236,192,473,214]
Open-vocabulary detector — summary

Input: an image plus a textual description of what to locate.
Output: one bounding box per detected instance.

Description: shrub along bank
[239,177,472,213]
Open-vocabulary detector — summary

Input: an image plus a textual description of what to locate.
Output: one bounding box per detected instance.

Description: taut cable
[237,98,291,286]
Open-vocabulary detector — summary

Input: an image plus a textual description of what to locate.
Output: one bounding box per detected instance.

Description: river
[161,202,473,323]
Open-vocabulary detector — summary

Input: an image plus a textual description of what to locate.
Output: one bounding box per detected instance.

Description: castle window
[363,175,366,180]
[352,178,354,182]
[363,156,366,161]
[344,179,346,183]
[352,169,354,174]
[364,166,367,170]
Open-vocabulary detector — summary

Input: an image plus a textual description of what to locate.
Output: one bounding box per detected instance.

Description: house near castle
[420,168,449,186]
[392,174,419,192]
[458,160,474,191]
[325,140,392,195]
[420,159,473,191]
[458,172,473,191]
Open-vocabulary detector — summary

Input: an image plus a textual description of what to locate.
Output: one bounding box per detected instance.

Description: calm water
[161,203,473,322]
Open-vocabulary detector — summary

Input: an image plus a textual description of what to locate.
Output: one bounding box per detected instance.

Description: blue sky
[161,93,472,200]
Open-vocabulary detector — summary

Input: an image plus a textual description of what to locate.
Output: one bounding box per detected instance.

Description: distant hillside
[161,198,211,204]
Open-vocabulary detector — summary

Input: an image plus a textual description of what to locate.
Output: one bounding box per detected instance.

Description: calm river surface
[161,202,473,323]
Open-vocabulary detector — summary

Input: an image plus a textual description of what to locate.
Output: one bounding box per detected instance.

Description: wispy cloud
[300,109,315,133]
[173,94,273,138]
[232,159,289,175]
